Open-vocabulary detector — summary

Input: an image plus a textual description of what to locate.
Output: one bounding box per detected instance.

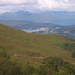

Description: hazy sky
[0,0,75,14]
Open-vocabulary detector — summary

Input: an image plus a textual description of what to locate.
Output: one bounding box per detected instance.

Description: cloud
[37,0,75,11]
[0,0,75,14]
[0,0,37,5]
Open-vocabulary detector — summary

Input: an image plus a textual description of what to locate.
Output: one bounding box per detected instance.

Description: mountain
[15,11,32,16]
[0,11,75,23]
[0,23,75,67]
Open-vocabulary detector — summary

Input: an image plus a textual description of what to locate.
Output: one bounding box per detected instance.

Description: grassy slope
[0,23,75,67]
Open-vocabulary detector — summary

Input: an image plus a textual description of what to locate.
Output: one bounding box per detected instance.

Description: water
[55,21,75,26]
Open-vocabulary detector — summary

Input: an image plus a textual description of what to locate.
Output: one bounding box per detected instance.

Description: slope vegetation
[0,23,75,66]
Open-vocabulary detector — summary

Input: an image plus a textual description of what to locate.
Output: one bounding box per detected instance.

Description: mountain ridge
[0,11,75,23]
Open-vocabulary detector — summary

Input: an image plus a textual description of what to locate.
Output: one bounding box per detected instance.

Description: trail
[13,54,46,58]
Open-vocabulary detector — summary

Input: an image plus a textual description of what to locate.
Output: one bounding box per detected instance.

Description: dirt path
[13,54,46,58]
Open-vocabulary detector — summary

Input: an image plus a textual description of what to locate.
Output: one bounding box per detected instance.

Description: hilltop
[0,23,75,66]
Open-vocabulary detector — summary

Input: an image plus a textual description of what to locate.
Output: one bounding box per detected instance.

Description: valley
[0,20,75,39]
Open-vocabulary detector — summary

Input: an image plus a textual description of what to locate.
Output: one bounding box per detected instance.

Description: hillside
[0,23,75,67]
[37,25,75,39]
[55,25,75,39]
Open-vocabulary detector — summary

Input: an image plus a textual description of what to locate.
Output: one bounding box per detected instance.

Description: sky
[0,0,75,14]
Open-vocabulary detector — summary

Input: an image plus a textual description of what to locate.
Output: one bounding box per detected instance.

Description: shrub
[72,51,75,58]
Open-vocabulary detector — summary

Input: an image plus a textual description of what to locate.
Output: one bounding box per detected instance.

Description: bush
[72,51,75,58]
[60,43,75,51]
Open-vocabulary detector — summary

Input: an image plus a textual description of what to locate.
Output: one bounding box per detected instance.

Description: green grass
[0,23,75,67]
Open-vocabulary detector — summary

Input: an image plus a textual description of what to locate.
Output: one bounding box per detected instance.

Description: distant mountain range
[0,11,75,23]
